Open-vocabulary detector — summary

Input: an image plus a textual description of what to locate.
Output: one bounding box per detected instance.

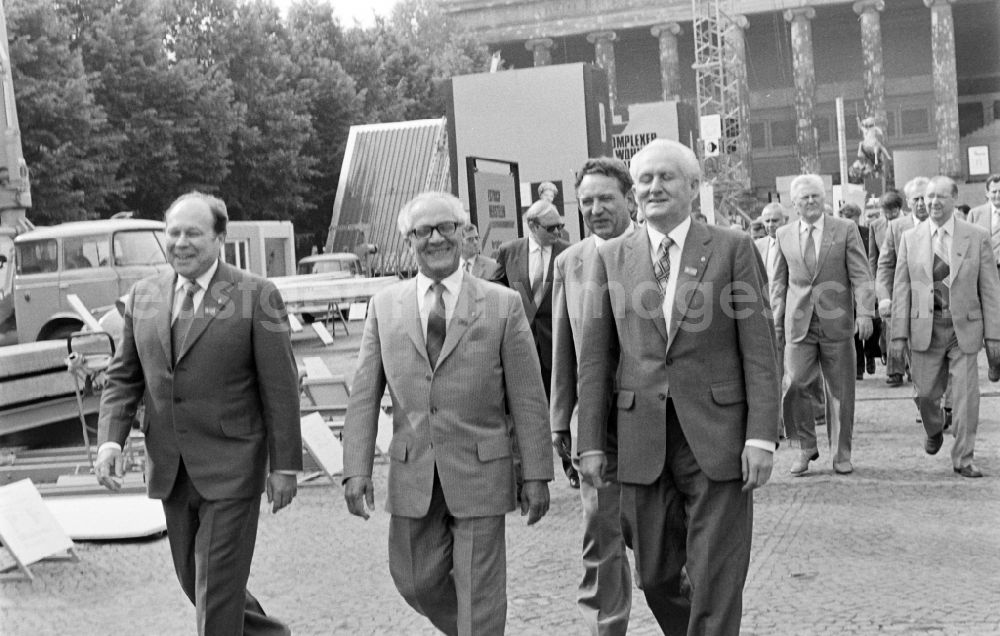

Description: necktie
[530,248,546,306]
[932,227,951,310]
[171,281,199,362]
[803,225,817,276]
[426,282,446,368]
[654,237,673,295]
[767,238,778,280]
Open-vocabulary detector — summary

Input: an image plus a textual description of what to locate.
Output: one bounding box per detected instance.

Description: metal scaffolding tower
[691,0,751,220]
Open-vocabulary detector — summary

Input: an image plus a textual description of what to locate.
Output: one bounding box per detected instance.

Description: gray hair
[927,175,958,198]
[396,191,470,235]
[523,199,558,224]
[789,174,825,201]
[903,176,929,199]
[629,139,701,183]
[165,191,228,235]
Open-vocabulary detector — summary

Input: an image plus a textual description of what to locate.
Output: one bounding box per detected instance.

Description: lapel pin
[684,266,698,276]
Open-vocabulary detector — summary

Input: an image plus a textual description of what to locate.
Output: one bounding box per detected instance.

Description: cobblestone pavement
[3,332,999,635]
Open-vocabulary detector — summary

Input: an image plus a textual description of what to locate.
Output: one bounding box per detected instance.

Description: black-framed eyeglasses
[536,222,564,234]
[410,222,459,239]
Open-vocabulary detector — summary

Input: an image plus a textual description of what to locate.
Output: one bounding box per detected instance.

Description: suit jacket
[968,203,1000,264]
[469,254,499,279]
[98,262,302,500]
[771,216,875,344]
[856,224,870,257]
[875,214,922,302]
[341,274,553,519]
[891,218,1000,354]
[868,216,889,277]
[492,237,569,388]
[576,223,780,484]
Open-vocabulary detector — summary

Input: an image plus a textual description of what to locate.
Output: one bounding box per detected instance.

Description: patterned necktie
[654,237,673,295]
[803,225,817,276]
[932,227,951,310]
[171,281,199,362]
[426,282,446,368]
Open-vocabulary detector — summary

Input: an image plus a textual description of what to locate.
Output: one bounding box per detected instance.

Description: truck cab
[4,219,171,344]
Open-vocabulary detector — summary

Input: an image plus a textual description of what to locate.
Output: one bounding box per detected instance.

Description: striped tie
[654,237,673,295]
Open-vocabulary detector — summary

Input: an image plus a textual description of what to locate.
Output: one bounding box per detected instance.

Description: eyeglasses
[410,222,459,239]
[536,222,564,234]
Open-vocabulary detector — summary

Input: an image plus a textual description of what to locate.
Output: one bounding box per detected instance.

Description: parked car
[296,253,363,277]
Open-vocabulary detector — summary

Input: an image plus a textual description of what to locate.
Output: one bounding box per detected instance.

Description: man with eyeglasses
[492,200,572,462]
[459,223,498,279]
[342,191,553,634]
[968,173,1000,268]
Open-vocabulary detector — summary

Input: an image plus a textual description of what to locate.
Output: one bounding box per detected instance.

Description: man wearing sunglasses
[492,199,573,483]
[342,191,553,634]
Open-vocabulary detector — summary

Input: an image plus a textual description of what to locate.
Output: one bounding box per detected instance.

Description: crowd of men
[92,143,1000,636]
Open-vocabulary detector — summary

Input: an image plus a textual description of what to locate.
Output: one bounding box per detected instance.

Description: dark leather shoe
[866,358,876,374]
[856,373,864,380]
[790,450,819,476]
[568,473,580,489]
[954,464,983,478]
[943,408,952,432]
[886,374,903,387]
[925,432,944,455]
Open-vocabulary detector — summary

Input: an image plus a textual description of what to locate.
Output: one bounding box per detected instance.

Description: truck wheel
[40,322,82,341]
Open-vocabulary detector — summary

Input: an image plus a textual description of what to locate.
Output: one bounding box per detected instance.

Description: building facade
[442,0,1000,204]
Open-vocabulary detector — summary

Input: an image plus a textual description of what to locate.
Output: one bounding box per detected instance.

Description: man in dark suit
[892,176,1000,478]
[459,223,499,279]
[842,203,882,379]
[343,192,553,634]
[551,157,635,634]
[967,173,1000,267]
[95,192,301,636]
[869,189,906,386]
[771,175,875,476]
[577,139,780,635]
[492,199,573,483]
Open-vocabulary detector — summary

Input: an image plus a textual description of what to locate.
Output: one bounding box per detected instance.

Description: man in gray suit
[891,176,1000,478]
[967,173,1000,267]
[870,189,906,386]
[577,140,779,635]
[459,223,498,279]
[342,192,553,635]
[770,174,875,476]
[551,157,635,634]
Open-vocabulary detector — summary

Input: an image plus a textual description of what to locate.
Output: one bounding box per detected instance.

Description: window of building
[994,100,1000,122]
[958,102,985,137]
[770,119,796,147]
[900,107,929,136]
[886,110,896,137]
[749,121,767,149]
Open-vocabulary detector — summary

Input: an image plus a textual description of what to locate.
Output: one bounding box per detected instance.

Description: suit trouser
[161,461,289,636]
[910,314,980,470]
[388,470,507,636]
[619,401,751,636]
[574,452,632,636]
[784,329,856,466]
[854,317,882,374]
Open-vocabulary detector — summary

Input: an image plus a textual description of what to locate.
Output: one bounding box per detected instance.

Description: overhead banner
[471,166,520,257]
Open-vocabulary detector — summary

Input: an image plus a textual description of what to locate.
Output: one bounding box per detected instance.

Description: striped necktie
[654,237,673,295]
[171,281,199,362]
[426,282,446,368]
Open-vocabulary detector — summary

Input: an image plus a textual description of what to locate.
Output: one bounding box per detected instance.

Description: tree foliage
[6,0,490,243]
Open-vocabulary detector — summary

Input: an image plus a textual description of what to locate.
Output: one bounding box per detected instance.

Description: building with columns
[442,0,1000,203]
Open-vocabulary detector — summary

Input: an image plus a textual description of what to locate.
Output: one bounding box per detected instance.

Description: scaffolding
[691,0,752,222]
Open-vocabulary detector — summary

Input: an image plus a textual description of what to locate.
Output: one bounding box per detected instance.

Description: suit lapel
[625,230,667,342]
[814,220,836,277]
[915,223,933,282]
[175,263,233,363]
[398,280,429,367]
[157,273,175,366]
[668,223,712,348]
[435,275,479,368]
[512,239,534,311]
[950,221,971,281]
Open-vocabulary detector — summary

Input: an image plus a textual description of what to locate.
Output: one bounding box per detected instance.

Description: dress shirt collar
[416,266,464,303]
[175,259,219,294]
[645,216,692,256]
[930,215,955,238]
[527,233,545,253]
[798,214,825,234]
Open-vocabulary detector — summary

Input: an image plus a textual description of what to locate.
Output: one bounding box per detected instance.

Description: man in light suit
[870,189,906,386]
[771,174,875,476]
[755,202,785,280]
[577,139,779,635]
[891,176,1000,478]
[967,173,1000,267]
[95,192,301,636]
[492,199,573,484]
[342,192,553,635]
[459,223,498,279]
[551,157,635,634]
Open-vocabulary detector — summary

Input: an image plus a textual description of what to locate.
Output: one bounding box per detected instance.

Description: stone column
[525,38,554,67]
[925,0,961,177]
[784,7,820,174]
[651,22,683,101]
[587,30,619,118]
[853,0,887,131]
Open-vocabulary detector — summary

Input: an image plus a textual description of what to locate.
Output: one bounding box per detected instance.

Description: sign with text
[469,160,521,258]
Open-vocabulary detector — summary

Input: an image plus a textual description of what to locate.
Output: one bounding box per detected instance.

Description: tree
[6,0,125,223]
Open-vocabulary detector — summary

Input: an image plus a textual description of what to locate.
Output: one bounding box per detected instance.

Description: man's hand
[266,472,297,514]
[579,453,607,489]
[519,480,550,525]
[856,316,873,341]
[986,339,1000,382]
[94,446,125,491]
[741,446,773,492]
[551,431,572,461]
[343,476,374,520]
[891,338,908,360]
[878,299,892,319]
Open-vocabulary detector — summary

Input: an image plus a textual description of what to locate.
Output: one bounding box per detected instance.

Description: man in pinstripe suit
[342,192,553,635]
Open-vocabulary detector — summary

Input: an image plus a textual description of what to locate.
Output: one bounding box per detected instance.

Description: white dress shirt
[527,234,551,288]
[646,216,691,336]
[798,215,824,262]
[416,267,463,338]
